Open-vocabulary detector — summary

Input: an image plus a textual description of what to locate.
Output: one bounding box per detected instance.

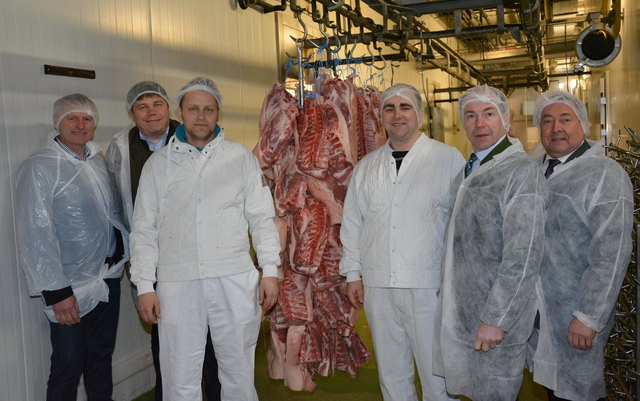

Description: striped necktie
[464,153,478,178]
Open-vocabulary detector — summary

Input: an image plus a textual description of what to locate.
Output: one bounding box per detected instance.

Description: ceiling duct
[574,6,622,72]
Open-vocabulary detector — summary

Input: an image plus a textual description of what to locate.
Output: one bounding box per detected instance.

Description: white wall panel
[0,0,278,399]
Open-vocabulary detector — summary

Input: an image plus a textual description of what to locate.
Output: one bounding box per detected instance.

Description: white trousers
[157,270,261,401]
[364,287,456,401]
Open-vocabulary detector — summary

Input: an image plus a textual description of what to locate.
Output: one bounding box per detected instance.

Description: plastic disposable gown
[529,140,633,401]
[104,123,136,227]
[436,138,547,401]
[16,132,129,322]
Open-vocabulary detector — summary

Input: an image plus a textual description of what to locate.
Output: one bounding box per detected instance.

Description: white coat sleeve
[129,159,160,295]
[339,164,366,282]
[573,166,633,332]
[481,162,548,331]
[243,151,281,277]
[15,160,70,294]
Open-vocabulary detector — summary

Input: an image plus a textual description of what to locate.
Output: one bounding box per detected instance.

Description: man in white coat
[437,85,547,401]
[340,83,464,401]
[129,77,280,401]
[104,81,220,401]
[528,91,632,401]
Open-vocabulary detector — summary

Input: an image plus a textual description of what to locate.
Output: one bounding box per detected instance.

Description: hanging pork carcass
[254,78,385,391]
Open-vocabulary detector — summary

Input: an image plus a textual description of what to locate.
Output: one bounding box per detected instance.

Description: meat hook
[327,0,343,11]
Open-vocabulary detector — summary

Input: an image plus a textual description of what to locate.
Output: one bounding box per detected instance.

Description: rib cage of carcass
[253,76,386,391]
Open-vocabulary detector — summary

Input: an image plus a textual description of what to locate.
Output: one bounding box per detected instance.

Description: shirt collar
[475,134,506,162]
[139,126,170,152]
[544,140,587,164]
[54,135,90,161]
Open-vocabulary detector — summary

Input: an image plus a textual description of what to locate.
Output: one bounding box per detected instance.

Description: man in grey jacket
[528,90,632,401]
[437,85,547,401]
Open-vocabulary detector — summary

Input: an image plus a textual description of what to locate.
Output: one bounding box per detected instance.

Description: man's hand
[346,280,364,308]
[52,295,81,325]
[474,322,504,352]
[259,277,278,311]
[137,292,161,324]
[567,317,596,350]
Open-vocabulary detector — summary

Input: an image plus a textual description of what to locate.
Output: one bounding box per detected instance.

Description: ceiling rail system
[240,1,617,93]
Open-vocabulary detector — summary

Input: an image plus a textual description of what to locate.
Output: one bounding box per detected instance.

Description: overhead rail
[240,0,551,90]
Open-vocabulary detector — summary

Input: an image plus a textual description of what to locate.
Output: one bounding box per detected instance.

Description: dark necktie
[544,158,561,179]
[464,153,478,178]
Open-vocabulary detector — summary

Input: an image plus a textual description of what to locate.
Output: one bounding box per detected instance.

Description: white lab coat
[339,133,465,288]
[129,127,281,294]
[529,140,633,400]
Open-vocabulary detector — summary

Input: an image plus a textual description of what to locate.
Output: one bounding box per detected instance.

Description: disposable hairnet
[175,77,223,108]
[380,84,423,124]
[126,81,170,112]
[459,85,511,131]
[53,93,98,131]
[533,90,589,136]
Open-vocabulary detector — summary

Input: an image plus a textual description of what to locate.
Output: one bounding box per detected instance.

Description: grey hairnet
[459,85,511,131]
[533,90,589,136]
[126,81,170,113]
[175,77,223,108]
[380,83,423,124]
[53,93,99,131]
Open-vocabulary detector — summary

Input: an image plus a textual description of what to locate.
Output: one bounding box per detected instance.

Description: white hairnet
[175,77,223,108]
[459,85,511,131]
[126,81,170,113]
[53,93,99,131]
[533,90,589,136]
[380,83,423,124]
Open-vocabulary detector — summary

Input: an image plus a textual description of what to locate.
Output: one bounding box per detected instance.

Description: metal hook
[318,22,330,48]
[363,43,375,66]
[328,27,342,54]
[292,11,308,48]
[327,0,343,11]
[373,48,387,71]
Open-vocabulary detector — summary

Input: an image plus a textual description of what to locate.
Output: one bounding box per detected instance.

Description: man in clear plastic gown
[340,83,464,401]
[527,91,633,401]
[16,94,128,401]
[129,77,280,401]
[436,85,547,401]
[104,81,220,401]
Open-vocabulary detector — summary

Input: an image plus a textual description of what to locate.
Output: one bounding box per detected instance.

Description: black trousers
[546,388,606,401]
[47,278,120,401]
[152,323,221,401]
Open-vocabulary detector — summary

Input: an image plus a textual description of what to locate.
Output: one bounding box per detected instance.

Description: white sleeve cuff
[136,281,156,296]
[573,311,600,332]
[345,271,362,283]
[261,264,278,278]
